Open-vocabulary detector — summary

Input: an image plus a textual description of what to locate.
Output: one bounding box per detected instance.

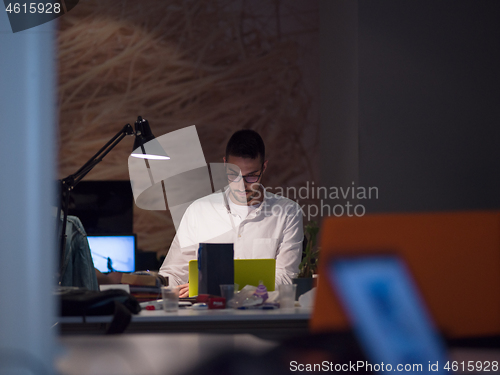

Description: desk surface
[57,333,280,375]
[57,307,311,336]
[57,332,500,375]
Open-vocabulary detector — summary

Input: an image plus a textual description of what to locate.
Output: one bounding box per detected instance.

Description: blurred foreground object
[311,211,500,339]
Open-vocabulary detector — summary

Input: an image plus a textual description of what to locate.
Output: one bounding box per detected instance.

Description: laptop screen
[87,234,136,273]
[329,255,448,374]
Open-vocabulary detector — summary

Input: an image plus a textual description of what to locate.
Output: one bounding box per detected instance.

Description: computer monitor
[329,255,449,374]
[87,234,136,273]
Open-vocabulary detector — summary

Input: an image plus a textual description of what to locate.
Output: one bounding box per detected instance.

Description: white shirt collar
[223,186,265,215]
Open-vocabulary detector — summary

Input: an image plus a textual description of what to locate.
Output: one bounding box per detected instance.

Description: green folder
[188,258,276,297]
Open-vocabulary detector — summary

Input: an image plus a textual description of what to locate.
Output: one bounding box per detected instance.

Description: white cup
[161,286,179,312]
[278,284,297,309]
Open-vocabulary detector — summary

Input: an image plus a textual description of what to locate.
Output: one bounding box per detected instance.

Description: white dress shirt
[159,188,303,287]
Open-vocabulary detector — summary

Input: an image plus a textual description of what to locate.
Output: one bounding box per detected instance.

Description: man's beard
[230,187,259,204]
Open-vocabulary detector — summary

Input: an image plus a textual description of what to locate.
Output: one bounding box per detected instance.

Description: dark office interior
[1,1,500,374]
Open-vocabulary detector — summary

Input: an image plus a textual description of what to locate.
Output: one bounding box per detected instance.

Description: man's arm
[158,237,192,297]
[158,235,195,286]
[274,205,304,286]
[158,205,199,286]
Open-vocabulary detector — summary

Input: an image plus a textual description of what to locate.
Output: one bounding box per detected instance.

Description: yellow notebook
[188,258,276,297]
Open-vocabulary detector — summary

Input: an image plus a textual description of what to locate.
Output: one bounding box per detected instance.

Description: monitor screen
[88,235,136,273]
[329,255,448,374]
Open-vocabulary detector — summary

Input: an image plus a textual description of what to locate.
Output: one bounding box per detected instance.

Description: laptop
[188,258,276,297]
[87,234,136,273]
[328,255,449,374]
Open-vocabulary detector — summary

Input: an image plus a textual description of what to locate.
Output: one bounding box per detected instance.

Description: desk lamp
[57,116,169,283]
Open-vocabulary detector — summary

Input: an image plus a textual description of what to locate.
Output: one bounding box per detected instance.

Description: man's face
[224,155,268,205]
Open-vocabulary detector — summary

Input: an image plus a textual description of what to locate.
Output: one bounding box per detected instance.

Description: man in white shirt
[159,129,303,297]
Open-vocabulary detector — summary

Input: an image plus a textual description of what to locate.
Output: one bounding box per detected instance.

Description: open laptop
[328,255,449,374]
[87,234,136,273]
[188,258,276,297]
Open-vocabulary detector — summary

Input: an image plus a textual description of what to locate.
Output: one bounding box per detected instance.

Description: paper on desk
[266,291,279,303]
[298,287,316,308]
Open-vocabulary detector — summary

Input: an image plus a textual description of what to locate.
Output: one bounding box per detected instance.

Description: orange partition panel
[310,211,500,339]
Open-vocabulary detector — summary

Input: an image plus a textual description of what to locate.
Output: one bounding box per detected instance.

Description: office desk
[57,333,279,375]
[57,307,311,337]
[57,332,500,375]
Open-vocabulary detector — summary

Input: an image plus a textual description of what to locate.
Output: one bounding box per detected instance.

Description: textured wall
[58,0,319,256]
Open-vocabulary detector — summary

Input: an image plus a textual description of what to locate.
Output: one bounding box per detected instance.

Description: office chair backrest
[310,211,500,339]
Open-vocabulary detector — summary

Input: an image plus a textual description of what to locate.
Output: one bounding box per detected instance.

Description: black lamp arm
[58,123,135,282]
[67,123,134,186]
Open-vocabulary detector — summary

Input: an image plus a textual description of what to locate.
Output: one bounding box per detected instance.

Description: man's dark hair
[225,129,265,161]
